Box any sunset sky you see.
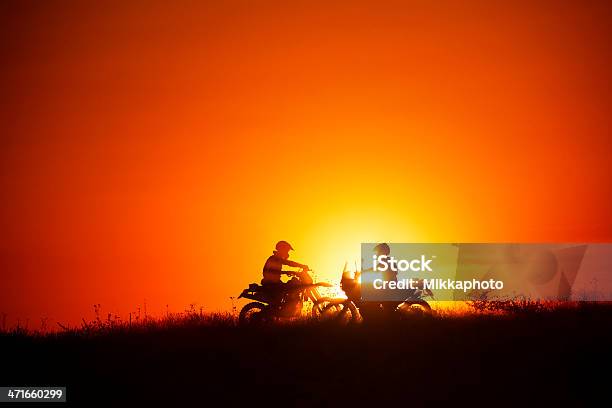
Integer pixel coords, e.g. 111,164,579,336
1,1,611,326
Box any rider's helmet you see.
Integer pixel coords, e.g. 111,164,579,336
374,243,391,255
275,240,294,252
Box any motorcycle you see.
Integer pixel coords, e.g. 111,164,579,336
237,268,333,325
312,267,434,323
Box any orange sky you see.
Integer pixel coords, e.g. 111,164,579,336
1,1,611,327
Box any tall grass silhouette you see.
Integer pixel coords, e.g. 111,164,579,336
2,301,609,405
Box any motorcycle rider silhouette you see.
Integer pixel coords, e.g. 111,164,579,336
362,243,400,317
237,241,332,324
261,241,310,306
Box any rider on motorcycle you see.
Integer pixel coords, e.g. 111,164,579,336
237,241,328,324
366,243,399,316
262,240,309,281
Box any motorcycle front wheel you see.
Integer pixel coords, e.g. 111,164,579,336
311,297,335,317
312,299,359,324
396,300,433,318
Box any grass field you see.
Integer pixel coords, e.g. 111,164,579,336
1,302,610,406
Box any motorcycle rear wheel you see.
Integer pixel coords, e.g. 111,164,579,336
238,302,268,326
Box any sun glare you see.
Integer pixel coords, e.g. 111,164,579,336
300,207,424,286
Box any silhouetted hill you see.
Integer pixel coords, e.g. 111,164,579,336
2,304,610,406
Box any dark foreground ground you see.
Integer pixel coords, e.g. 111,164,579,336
2,304,611,407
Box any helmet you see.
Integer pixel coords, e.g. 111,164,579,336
275,241,294,252
374,243,390,255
